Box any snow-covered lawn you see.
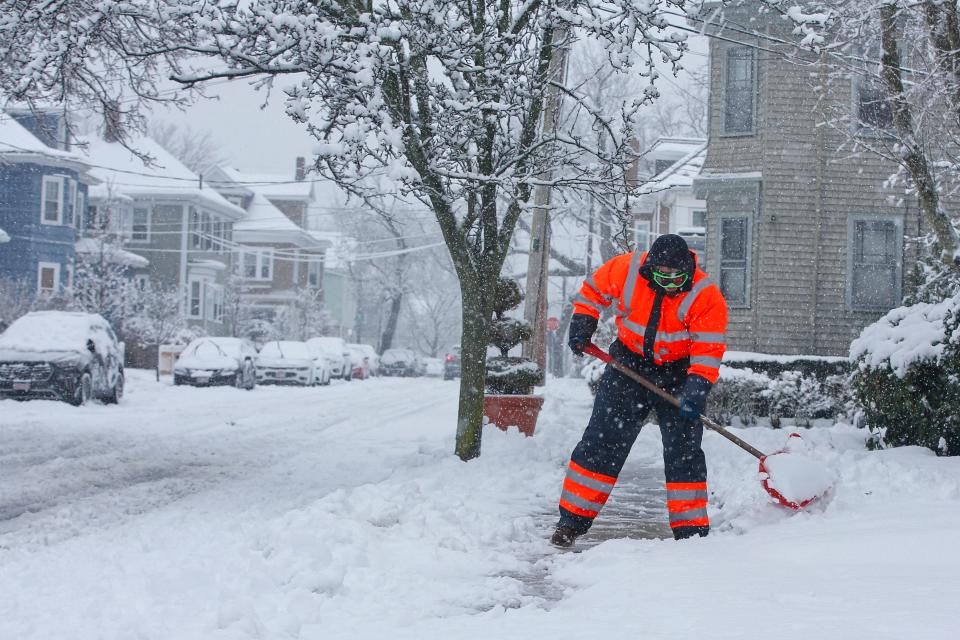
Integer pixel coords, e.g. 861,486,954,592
1,372,957,639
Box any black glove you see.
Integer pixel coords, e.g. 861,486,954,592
567,313,598,356
677,374,712,422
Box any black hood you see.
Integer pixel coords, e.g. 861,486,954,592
639,234,697,292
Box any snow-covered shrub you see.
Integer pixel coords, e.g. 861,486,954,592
485,279,543,395
851,294,960,455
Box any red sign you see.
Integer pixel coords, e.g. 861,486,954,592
546,316,560,332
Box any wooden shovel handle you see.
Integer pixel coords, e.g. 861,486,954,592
583,344,767,460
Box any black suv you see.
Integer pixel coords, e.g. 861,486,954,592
0,311,125,406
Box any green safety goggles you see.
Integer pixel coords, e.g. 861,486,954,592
652,270,689,289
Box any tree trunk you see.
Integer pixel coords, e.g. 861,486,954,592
455,289,491,461
379,292,403,353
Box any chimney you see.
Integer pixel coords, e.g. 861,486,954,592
295,156,306,181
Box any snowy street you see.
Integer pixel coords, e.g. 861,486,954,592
1,372,959,639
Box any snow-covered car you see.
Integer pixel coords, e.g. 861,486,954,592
348,343,379,376
345,344,372,380
422,357,444,377
0,311,124,406
380,348,421,377
173,337,258,389
443,345,461,380
256,341,316,386
306,337,352,380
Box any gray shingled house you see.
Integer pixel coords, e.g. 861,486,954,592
692,1,927,356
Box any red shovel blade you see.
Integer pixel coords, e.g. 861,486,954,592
758,435,834,510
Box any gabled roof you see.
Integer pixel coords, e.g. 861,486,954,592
217,166,313,200
639,144,707,194
235,192,300,233
81,135,246,220
0,113,93,174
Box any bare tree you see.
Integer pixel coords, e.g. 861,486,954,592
148,120,229,176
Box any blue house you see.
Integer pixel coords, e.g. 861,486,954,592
0,110,96,294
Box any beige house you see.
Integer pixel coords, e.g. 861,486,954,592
692,1,926,356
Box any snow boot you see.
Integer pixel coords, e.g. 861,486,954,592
550,525,581,548
673,525,709,540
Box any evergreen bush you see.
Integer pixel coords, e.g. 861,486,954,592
485,278,543,395
851,294,960,456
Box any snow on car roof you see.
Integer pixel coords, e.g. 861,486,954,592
0,311,112,355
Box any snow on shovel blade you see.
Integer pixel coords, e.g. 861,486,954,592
758,435,834,510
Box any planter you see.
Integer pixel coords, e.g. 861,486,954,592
483,393,544,437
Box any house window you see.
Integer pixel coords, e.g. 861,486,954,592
131,207,150,242
37,262,60,294
856,79,894,131
723,46,755,135
307,259,323,288
190,207,202,249
133,274,150,291
213,218,224,253
692,210,707,228
188,279,204,318
66,180,77,227
41,176,64,225
654,159,675,175
208,285,224,322
849,217,902,310
74,190,85,229
635,220,652,252
719,216,750,306
236,249,274,281
202,212,212,251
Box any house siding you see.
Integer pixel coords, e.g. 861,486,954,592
0,163,87,292
697,4,926,356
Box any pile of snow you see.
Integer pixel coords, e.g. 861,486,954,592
849,295,957,376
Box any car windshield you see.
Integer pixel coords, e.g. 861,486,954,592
261,341,310,360
184,339,238,359
382,349,411,364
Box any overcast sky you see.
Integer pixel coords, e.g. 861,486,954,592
155,34,708,177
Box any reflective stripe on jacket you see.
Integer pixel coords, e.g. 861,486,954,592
571,250,728,383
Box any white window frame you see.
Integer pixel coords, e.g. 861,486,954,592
237,248,274,281
718,213,752,308
635,219,653,252
130,207,151,243
65,179,77,228
188,278,205,319
74,188,85,229
847,214,903,312
40,175,65,225
720,44,757,137
37,261,61,294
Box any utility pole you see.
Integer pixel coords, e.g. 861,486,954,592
523,27,570,379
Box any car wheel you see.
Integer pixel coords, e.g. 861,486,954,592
70,372,93,406
105,371,124,404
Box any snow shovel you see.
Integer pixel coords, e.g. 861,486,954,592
583,344,833,510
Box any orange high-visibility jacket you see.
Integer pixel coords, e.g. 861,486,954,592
572,250,728,383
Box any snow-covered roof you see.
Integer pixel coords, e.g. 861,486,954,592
0,113,91,171
234,193,300,233
81,135,246,220
75,238,149,268
218,166,313,200
639,145,706,195
648,137,706,159
310,231,356,270
87,183,134,203
0,227,9,243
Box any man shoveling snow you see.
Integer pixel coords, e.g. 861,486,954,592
552,234,728,547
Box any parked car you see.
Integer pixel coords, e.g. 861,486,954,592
422,357,444,377
348,343,379,376
0,311,124,406
346,343,371,380
173,337,258,389
306,337,352,381
256,341,316,386
443,345,461,380
380,348,421,377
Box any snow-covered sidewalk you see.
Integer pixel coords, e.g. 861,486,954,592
1,373,958,639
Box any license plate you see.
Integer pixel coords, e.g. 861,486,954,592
195,377,209,384
13,382,30,391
